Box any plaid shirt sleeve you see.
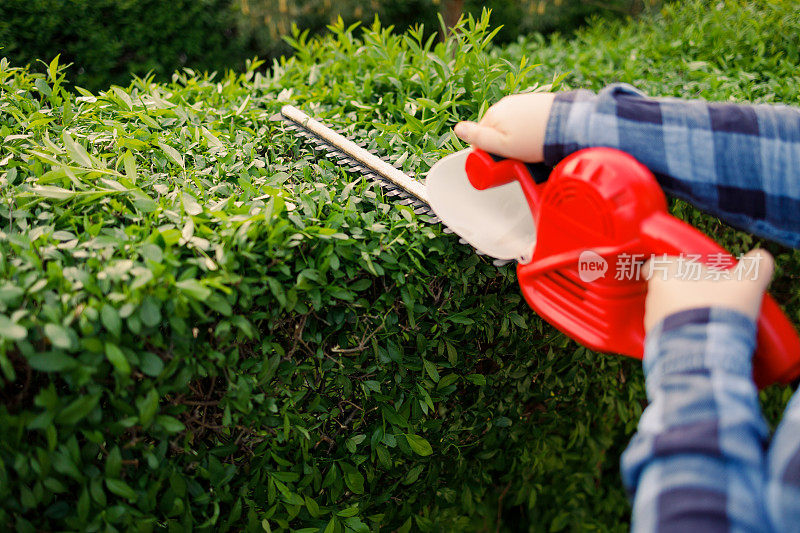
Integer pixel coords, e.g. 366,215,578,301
620,307,772,532
543,84,800,248
766,390,800,531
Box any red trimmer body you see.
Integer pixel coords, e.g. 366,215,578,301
464,147,800,389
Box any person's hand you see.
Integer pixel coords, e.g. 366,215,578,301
454,92,556,162
643,249,775,332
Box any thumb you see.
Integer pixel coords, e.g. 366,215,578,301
454,121,511,156
736,248,774,291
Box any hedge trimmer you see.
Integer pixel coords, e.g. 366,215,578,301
273,105,800,388
270,105,512,259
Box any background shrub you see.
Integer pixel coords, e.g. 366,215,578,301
0,0,656,91
1,1,798,531
0,0,249,90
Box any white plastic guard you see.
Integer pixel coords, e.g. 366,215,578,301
425,149,537,264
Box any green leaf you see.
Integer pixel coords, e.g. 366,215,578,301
0,314,26,341
62,131,93,167
27,352,77,372
304,495,321,518
44,323,72,349
111,86,133,111
403,434,433,456
176,279,211,300
105,342,131,375
101,304,122,337
158,140,184,168
336,505,359,517
550,511,571,531
105,479,137,501
403,464,424,485
397,517,413,533
422,359,440,382
201,127,224,150
57,393,100,425
122,150,137,183
140,352,164,377
131,190,157,212
31,185,75,200
181,192,202,215
139,298,162,327
156,415,185,434
138,388,159,427
436,373,459,391
105,446,122,477
339,462,364,494
466,374,487,386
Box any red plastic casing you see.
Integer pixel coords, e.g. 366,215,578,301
465,147,800,389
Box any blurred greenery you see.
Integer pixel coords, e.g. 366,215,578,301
0,0,656,91
0,0,248,90
1,0,798,531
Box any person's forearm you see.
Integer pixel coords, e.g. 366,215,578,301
620,308,771,532
544,84,800,247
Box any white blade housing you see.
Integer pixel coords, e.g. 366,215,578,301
425,149,537,263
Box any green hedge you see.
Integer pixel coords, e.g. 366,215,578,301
0,0,249,90
1,1,798,531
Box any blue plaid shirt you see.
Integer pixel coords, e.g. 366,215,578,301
545,84,800,248
544,85,800,531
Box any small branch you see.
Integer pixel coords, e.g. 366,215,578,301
286,314,308,359
331,322,385,354
495,481,512,533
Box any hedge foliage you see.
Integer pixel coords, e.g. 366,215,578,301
1,0,799,531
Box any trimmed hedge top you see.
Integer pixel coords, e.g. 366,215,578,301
1,1,798,531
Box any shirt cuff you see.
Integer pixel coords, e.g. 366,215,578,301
643,306,757,386
542,83,649,166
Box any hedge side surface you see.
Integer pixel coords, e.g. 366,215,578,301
1,1,798,532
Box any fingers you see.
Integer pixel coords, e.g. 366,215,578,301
453,121,478,142
643,249,774,285
642,249,775,331
454,121,511,156
735,248,774,291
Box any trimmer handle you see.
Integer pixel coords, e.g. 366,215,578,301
467,150,551,189
641,212,800,388
465,149,551,221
